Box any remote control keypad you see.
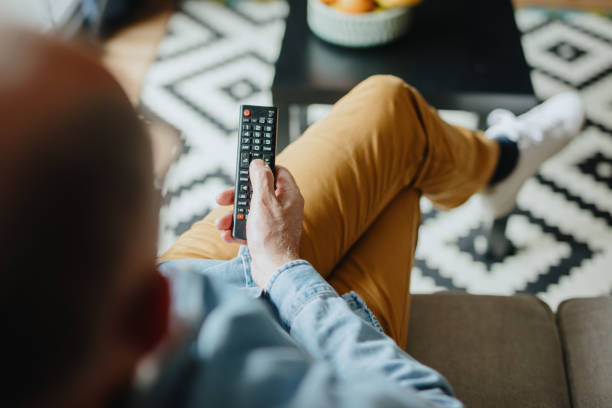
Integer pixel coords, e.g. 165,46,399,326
235,107,277,225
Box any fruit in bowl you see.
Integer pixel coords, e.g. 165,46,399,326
307,0,421,48
334,0,376,14
321,0,421,14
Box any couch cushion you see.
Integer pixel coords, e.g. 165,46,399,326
557,296,612,408
405,293,570,408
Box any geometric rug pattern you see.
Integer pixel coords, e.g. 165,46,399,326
142,1,612,309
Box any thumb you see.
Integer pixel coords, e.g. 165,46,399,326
250,159,275,201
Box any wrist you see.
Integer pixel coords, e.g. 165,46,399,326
252,251,300,289
277,249,300,268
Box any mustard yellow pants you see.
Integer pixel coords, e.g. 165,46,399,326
160,75,499,348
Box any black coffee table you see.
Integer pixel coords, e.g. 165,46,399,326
272,0,537,149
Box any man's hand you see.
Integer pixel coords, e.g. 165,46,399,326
214,160,304,288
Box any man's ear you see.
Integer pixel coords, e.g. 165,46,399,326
123,269,170,355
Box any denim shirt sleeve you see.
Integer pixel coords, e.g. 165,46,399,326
158,246,262,298
155,254,463,408
266,260,462,407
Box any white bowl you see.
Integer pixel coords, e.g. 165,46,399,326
307,0,413,48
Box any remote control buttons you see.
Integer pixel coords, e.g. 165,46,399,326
268,110,275,117
240,153,250,167
237,214,244,220
243,109,251,117
263,154,273,168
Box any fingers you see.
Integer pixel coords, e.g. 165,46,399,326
215,190,247,245
250,159,275,202
220,230,246,245
274,166,303,204
216,187,235,206
214,211,234,231
216,212,247,244
216,211,246,245
274,166,298,192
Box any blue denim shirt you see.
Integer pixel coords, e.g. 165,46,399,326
135,247,463,408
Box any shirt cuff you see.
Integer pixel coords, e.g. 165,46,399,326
238,245,259,289
266,260,338,329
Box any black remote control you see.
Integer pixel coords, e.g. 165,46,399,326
232,105,278,241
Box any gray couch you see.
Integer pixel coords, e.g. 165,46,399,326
405,293,612,408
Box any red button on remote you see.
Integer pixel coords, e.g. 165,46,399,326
237,214,244,220
243,109,251,117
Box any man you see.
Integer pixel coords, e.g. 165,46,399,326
1,31,584,407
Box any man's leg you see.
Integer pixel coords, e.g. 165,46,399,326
327,188,421,348
159,205,237,261
161,75,498,271
306,82,583,348
274,76,498,278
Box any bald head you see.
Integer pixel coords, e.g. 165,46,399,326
0,30,155,406
0,29,134,177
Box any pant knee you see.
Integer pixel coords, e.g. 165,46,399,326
359,75,419,107
362,74,406,88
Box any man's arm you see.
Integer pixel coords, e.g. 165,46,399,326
158,264,461,408
265,259,461,407
213,160,462,407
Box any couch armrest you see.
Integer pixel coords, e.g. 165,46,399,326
406,293,571,408
557,296,612,408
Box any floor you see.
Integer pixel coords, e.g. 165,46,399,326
102,2,180,183
103,1,612,309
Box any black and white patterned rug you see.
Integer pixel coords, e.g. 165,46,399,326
142,2,612,309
